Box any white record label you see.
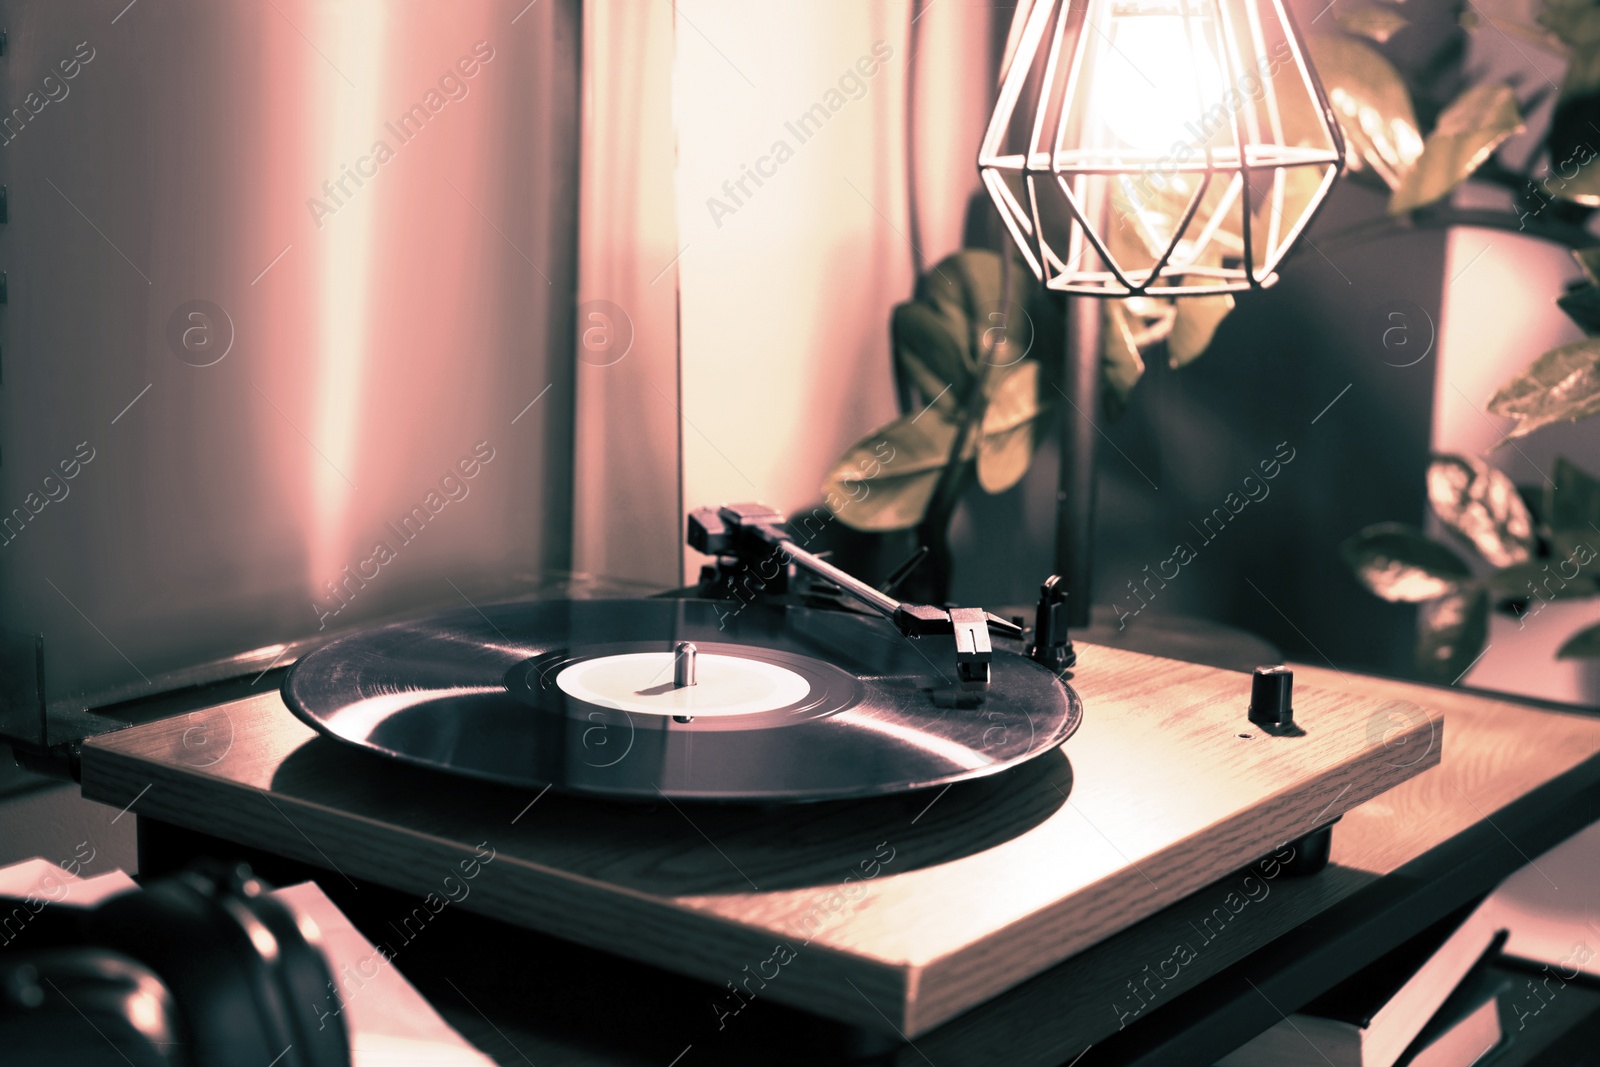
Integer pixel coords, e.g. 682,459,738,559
555,652,812,717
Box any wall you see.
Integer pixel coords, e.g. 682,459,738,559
672,1,998,582
571,0,684,588
0,762,135,875
0,0,581,740
1,0,583,870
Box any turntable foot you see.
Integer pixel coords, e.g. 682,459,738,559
1278,818,1340,877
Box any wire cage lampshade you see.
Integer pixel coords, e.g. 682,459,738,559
979,0,1345,296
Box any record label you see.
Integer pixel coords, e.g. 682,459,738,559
553,652,811,717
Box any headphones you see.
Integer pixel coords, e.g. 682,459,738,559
0,860,350,1067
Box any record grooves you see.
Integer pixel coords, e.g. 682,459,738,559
283,598,1081,802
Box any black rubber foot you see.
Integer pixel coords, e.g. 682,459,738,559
1279,818,1340,877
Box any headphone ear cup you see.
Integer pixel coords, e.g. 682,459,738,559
230,877,351,1067
89,867,297,1067
0,947,184,1067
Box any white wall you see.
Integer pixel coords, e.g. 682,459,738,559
572,0,685,587
672,1,996,580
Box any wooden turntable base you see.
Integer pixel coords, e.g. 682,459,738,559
78,643,1440,1043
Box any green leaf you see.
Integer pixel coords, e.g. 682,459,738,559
1415,587,1490,683
899,262,983,393
1487,559,1600,603
1168,291,1235,368
1101,301,1148,421
1426,454,1535,566
892,303,966,419
822,413,965,532
1121,296,1179,347
896,249,1063,401
1334,2,1410,42
1461,8,1569,53
1307,34,1424,190
977,361,1051,493
1549,455,1600,534
1558,622,1600,658
1544,141,1600,207
1341,522,1474,602
863,250,1070,529
1575,247,1600,286
1486,338,1600,440
1550,530,1600,568
1557,285,1600,333
1390,83,1524,214
914,256,986,377
1541,0,1600,51
1541,0,1600,97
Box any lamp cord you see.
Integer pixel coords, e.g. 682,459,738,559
892,0,931,417
906,0,927,282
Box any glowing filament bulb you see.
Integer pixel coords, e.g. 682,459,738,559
1089,0,1226,156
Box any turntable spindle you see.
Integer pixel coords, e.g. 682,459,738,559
672,642,697,723
674,642,697,688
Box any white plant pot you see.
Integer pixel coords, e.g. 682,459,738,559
1431,187,1600,704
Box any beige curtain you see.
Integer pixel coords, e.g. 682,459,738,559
575,0,1003,585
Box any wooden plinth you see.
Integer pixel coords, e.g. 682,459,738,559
78,644,1441,1039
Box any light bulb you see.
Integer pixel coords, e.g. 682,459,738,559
980,0,1345,293
1089,0,1226,157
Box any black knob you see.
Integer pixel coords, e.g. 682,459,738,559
1248,666,1294,729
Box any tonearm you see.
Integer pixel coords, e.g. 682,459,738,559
688,503,1072,689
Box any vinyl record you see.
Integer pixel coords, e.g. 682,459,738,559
281,598,1081,802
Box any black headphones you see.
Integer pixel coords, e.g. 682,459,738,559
0,860,350,1067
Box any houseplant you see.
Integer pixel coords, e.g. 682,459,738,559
1317,0,1600,677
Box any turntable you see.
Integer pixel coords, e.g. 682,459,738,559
278,502,1082,802
70,501,1462,1062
